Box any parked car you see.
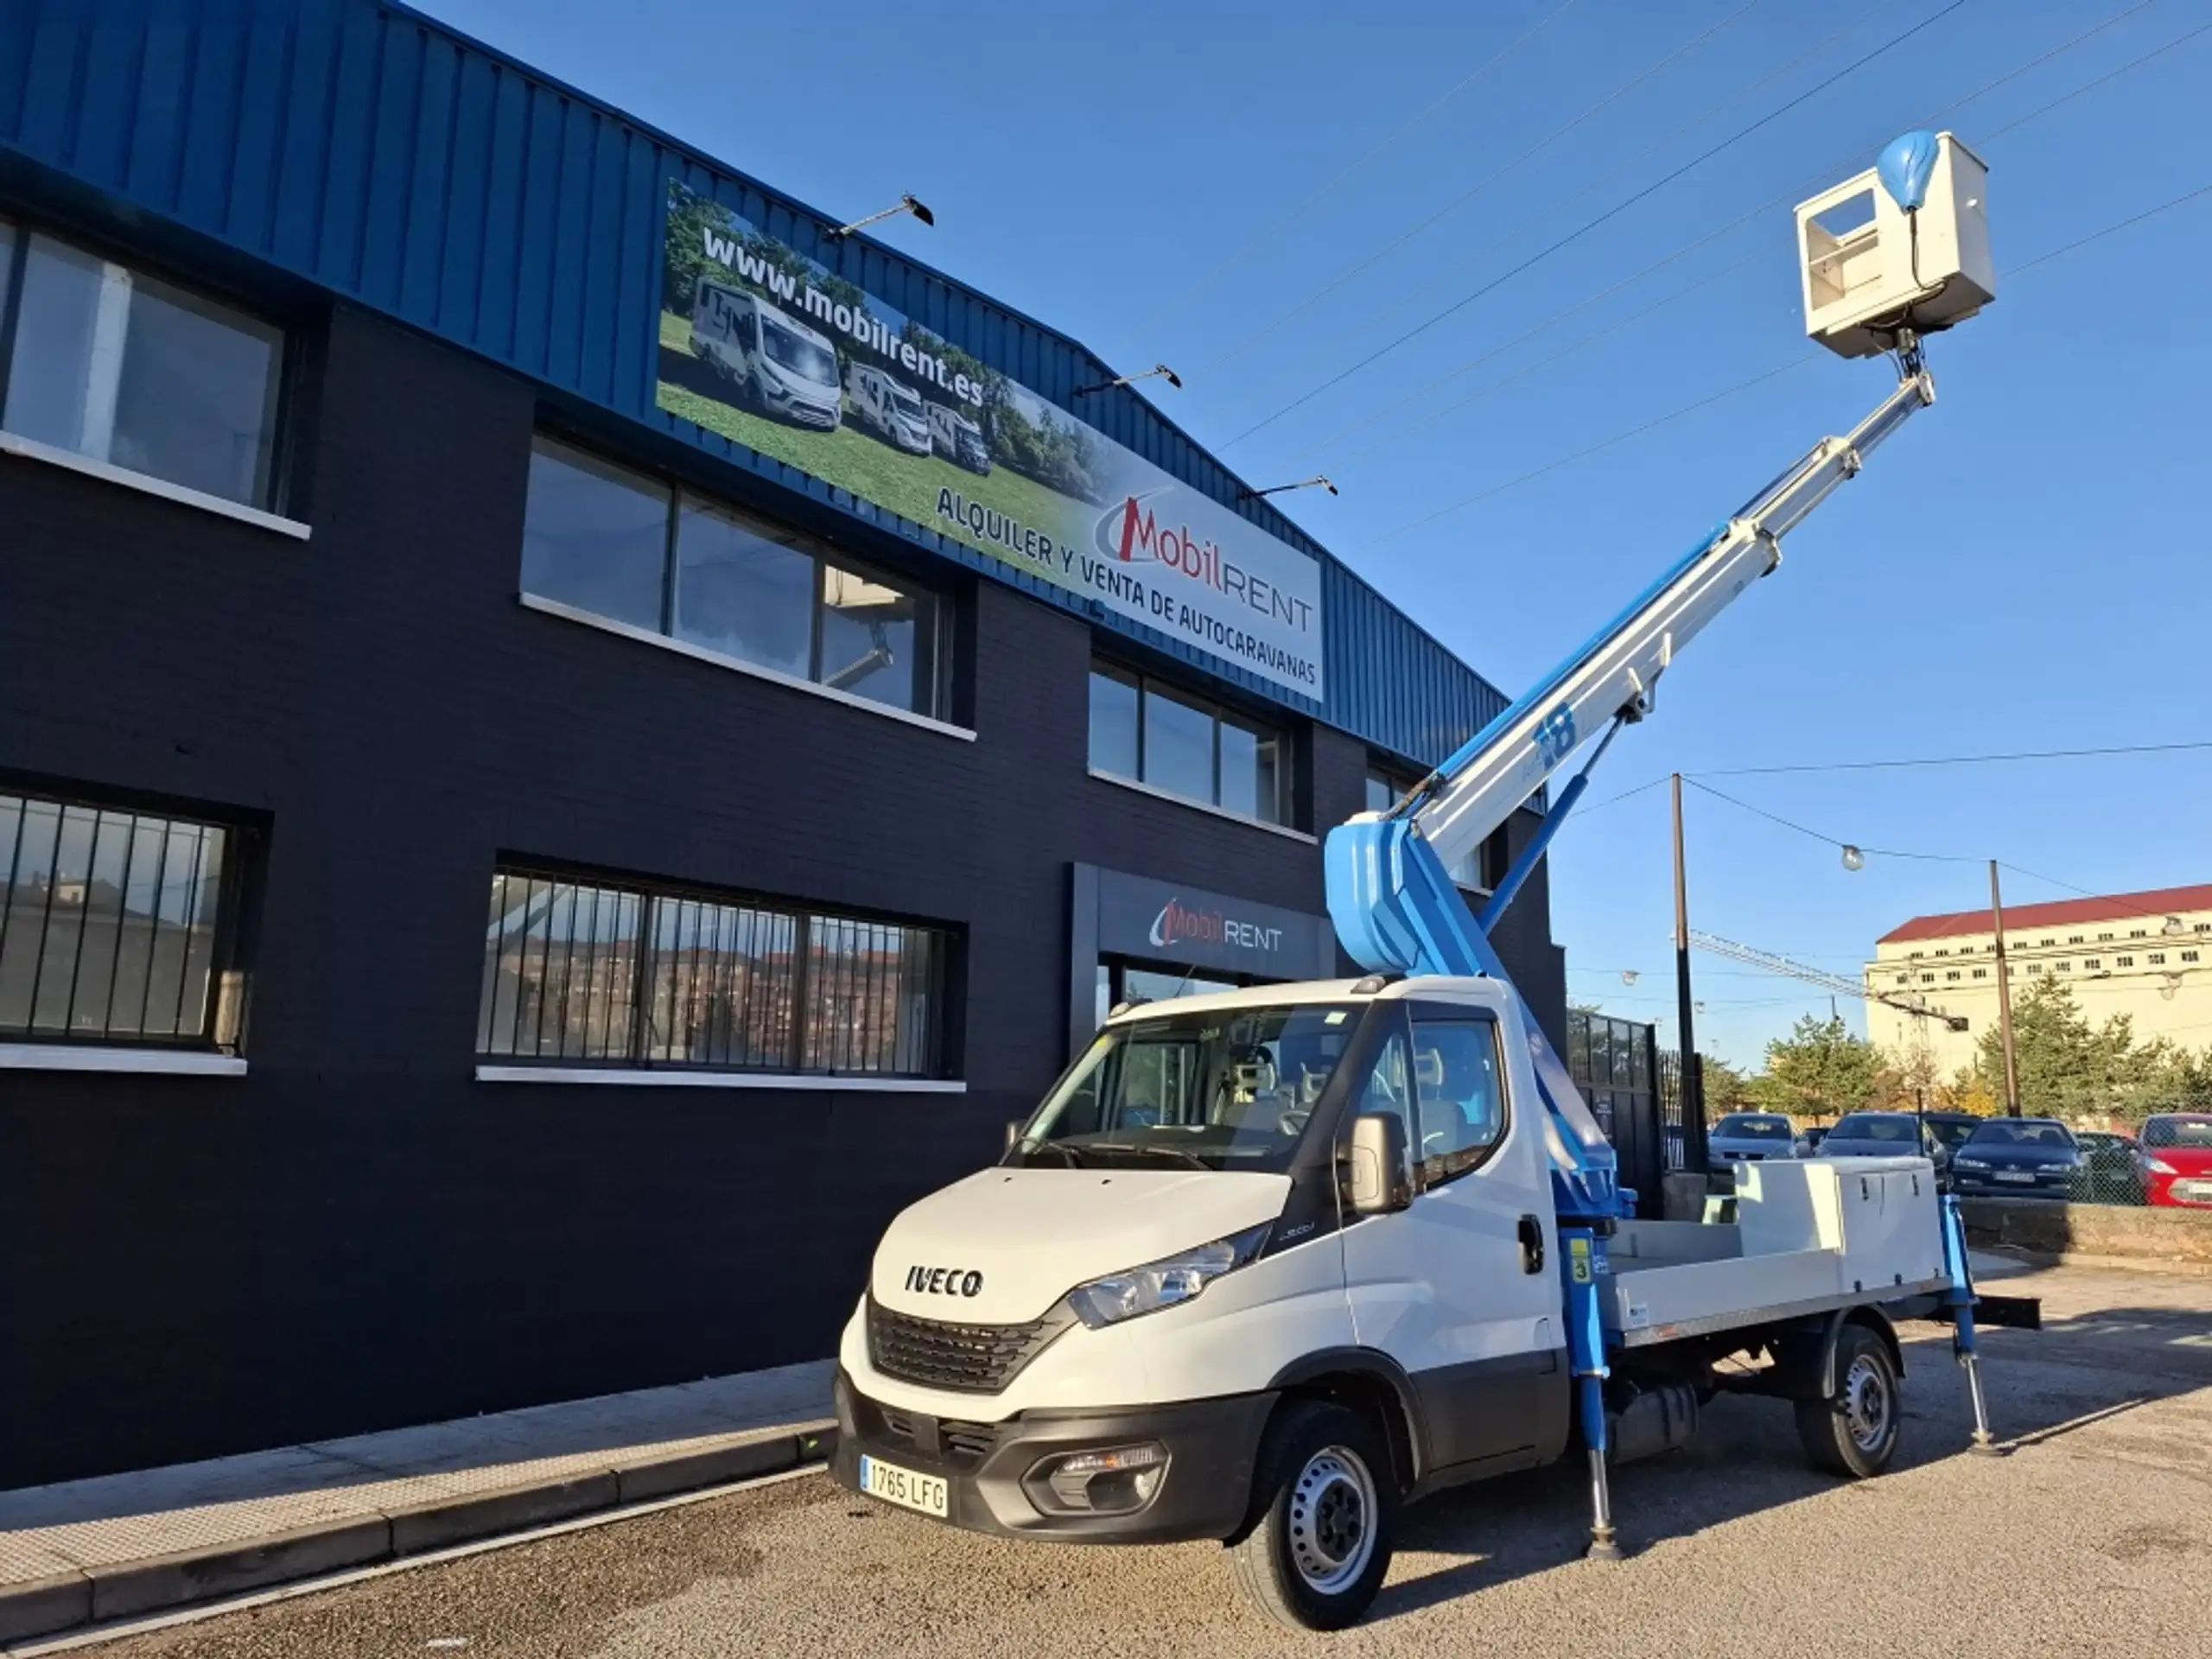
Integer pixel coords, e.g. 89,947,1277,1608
1821,1111,1950,1173
1947,1118,2082,1201
2137,1113,2212,1208
2071,1129,2145,1205
1707,1112,1798,1165
1921,1112,1986,1164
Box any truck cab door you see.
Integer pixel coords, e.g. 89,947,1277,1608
1338,998,1567,1478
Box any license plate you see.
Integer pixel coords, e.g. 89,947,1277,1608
1994,1172,2036,1183
2176,1181,2212,1202
857,1454,948,1518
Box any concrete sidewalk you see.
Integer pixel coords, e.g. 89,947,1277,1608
0,1360,835,1645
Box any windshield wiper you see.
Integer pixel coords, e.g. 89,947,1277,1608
1020,1140,1090,1168
1088,1141,1214,1171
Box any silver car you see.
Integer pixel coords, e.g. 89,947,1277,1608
1707,1111,1798,1165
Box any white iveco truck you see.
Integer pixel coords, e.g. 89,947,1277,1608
833,133,2026,1630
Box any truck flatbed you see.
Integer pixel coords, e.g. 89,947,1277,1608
1603,1157,1948,1347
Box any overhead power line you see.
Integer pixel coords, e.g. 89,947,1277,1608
1121,1,1581,336
1219,1,1969,447
1700,739,2212,778
1187,0,1771,379
1273,1,2173,467
1350,168,2212,544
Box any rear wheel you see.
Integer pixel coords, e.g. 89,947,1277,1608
1796,1324,1901,1478
1227,1401,1396,1631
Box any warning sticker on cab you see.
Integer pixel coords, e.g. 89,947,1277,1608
1569,1236,1593,1285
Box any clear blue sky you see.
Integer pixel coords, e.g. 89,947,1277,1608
426,0,2212,1070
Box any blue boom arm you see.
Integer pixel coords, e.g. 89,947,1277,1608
1325,367,1936,1223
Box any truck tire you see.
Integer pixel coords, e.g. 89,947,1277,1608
1795,1323,1901,1478
1226,1400,1396,1631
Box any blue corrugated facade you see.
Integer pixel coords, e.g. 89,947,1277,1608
0,0,1507,769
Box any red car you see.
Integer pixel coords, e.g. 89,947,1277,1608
2137,1114,2212,1207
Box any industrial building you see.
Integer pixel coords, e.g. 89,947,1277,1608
0,1,1567,1488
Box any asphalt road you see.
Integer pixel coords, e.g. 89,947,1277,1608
82,1262,2212,1659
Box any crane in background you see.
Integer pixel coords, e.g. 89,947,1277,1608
1689,929,1970,1033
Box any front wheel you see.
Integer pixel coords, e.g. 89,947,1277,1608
1796,1324,1901,1478
1226,1401,1396,1631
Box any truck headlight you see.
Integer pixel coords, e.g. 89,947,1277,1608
1066,1224,1270,1329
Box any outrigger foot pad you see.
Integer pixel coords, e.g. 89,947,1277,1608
1586,1529,1624,1562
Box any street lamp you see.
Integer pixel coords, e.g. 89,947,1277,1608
828,194,935,238
1840,844,1866,872
1073,364,1182,396
2164,915,2186,937
1236,475,1338,501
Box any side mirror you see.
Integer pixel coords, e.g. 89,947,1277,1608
1347,1114,1413,1215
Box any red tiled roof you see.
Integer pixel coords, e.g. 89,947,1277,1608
1878,884,2212,945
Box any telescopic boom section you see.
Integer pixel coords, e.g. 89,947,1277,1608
1323,366,1936,1220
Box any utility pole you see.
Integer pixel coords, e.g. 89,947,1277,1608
1990,859,2021,1118
1673,774,1708,1173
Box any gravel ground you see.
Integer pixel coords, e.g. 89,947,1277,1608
80,1262,2212,1659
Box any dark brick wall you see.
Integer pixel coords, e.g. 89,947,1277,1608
0,303,1565,1490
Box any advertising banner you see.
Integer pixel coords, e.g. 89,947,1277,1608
656,183,1325,697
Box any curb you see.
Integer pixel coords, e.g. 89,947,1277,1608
0,1426,833,1645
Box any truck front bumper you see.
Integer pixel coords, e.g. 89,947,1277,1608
832,1369,1274,1544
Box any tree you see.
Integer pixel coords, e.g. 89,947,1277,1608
1700,1055,1754,1116
1752,1014,1879,1122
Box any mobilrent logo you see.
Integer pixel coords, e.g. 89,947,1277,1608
1149,898,1285,956
1102,493,1319,690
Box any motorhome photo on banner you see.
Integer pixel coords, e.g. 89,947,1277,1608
655,183,1325,696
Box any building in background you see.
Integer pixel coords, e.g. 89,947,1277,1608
1865,885,2212,1074
0,1,1567,1487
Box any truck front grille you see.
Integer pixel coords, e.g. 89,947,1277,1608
866,1299,1071,1395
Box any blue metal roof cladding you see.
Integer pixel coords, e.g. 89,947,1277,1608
0,0,1510,772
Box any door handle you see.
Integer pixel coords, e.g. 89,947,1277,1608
1517,1213,1545,1274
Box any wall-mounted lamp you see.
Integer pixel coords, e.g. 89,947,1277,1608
1073,365,1182,397
1236,474,1338,502
828,194,935,238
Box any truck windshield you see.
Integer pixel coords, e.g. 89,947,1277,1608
1012,1002,1363,1173
762,319,837,385
893,386,924,419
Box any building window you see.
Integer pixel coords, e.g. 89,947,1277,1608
1973,969,1987,979
1920,973,1934,983
476,867,950,1077
2150,953,2166,965
2068,935,2082,944
1893,975,1908,986
520,436,944,718
0,219,284,509
1,789,238,1047
1945,970,1961,982
2056,962,2071,972
2183,950,2201,963
2085,958,2102,970
2026,963,2041,975
1088,663,1290,826
2117,956,2134,969
2129,929,2147,939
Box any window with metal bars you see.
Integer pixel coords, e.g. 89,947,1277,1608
0,790,239,1047
476,868,949,1077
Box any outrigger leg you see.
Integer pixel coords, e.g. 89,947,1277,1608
1939,1193,2001,1455
1562,1227,1623,1559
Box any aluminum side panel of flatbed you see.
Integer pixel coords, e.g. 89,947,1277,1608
1606,1260,1952,1349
